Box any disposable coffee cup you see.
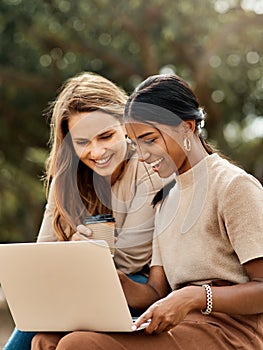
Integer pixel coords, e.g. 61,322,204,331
83,214,116,256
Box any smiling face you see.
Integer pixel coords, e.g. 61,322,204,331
68,110,127,179
126,120,191,177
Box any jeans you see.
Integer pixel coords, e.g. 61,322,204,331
3,330,35,350
3,273,147,350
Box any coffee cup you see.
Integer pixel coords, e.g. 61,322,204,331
83,214,116,256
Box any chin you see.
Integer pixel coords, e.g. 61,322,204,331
158,172,169,178
159,169,175,178
95,169,113,177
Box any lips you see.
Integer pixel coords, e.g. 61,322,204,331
149,157,163,171
93,154,113,167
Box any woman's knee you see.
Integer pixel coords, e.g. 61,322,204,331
31,334,43,350
31,333,63,350
56,332,87,350
56,331,115,350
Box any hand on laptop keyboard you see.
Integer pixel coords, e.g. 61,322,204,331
132,318,151,331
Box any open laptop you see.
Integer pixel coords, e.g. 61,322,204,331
0,241,149,332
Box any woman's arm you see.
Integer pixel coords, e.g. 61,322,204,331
212,258,263,315
118,265,171,310
135,258,263,334
37,182,58,242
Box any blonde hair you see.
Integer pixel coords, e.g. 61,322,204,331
44,72,127,240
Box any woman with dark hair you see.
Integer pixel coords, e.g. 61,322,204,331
32,74,263,349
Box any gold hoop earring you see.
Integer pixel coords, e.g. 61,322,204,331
183,137,191,152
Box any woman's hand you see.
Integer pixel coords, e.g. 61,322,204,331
71,224,93,241
134,285,203,334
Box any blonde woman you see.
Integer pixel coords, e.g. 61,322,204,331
4,72,166,350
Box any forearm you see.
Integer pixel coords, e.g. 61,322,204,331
187,281,263,316
134,280,263,333
118,273,160,310
211,281,263,315
211,259,263,315
118,266,170,310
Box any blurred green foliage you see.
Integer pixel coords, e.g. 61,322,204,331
0,0,262,242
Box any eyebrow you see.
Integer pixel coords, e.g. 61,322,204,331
137,132,156,139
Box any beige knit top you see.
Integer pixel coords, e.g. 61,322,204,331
151,153,263,290
37,155,168,275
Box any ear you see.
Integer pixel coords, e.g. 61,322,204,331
182,120,196,134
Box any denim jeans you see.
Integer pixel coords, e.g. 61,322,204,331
3,273,147,350
3,329,36,350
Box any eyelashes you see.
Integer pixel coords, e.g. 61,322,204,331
74,132,115,146
143,138,156,145
99,133,114,140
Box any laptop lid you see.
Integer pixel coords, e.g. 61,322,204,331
0,241,135,332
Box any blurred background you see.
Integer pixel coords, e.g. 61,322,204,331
0,0,262,346
0,0,262,243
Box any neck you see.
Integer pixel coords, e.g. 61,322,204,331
110,160,127,185
110,149,133,185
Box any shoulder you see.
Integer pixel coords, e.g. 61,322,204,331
206,154,261,187
207,154,262,205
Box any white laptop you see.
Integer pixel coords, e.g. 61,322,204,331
0,241,148,332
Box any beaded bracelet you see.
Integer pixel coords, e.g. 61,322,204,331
201,284,213,315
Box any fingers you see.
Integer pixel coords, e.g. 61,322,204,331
133,301,178,334
133,309,153,331
143,309,179,334
143,316,159,334
76,225,92,238
137,313,170,335
71,225,92,241
149,320,171,335
71,232,85,241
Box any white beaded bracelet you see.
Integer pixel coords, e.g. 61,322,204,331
201,284,213,315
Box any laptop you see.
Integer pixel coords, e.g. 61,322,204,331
0,241,149,332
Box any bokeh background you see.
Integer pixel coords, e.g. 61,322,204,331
0,0,262,243
0,0,262,346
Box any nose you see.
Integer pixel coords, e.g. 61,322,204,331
138,152,150,162
88,142,106,159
